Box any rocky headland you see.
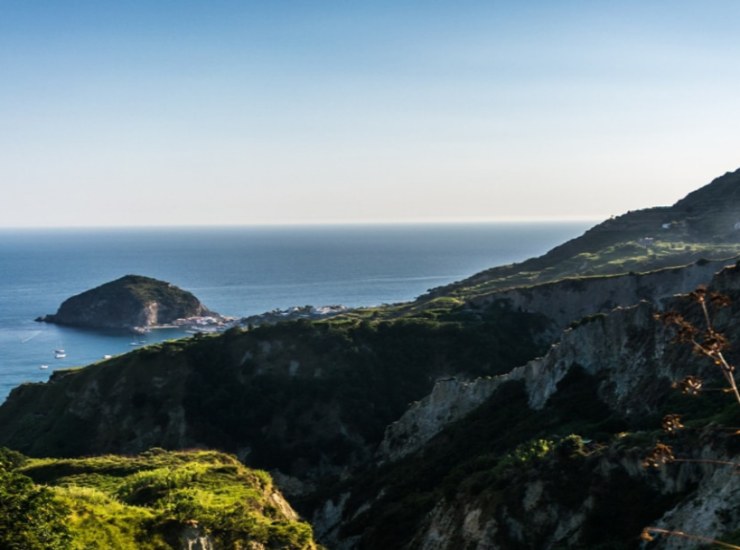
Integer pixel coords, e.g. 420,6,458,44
37,274,220,332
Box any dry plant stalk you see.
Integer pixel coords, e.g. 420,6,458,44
658,287,740,405
641,527,740,549
641,287,740,547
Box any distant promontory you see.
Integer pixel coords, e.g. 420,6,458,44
37,274,218,331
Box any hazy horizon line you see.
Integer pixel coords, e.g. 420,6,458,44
0,216,603,231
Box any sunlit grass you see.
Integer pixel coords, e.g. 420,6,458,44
17,449,317,549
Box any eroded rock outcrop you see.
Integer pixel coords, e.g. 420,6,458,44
325,263,740,548
472,256,736,334
377,259,739,463
651,454,740,549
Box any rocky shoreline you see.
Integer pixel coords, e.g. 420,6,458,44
152,305,350,335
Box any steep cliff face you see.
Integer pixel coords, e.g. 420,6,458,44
403,435,739,550
39,274,215,330
0,342,196,456
377,301,658,464
650,443,740,550
377,376,507,464
378,259,737,463
317,264,740,549
472,256,735,334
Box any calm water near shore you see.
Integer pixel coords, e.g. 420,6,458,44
0,222,592,401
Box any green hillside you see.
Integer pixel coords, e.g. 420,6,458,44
403,168,740,311
3,168,740,548
0,302,549,476
1,448,317,549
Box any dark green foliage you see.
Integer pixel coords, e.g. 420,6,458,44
306,380,535,542
0,447,27,470
555,434,587,458
579,469,680,547
183,303,549,477
569,312,607,329
657,389,739,428
0,459,71,549
43,274,211,329
322,369,627,549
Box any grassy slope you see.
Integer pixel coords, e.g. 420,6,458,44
334,233,740,322
8,449,317,549
376,169,740,318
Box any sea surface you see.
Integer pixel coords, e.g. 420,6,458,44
0,222,592,401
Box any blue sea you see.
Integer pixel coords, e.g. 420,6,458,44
0,223,591,401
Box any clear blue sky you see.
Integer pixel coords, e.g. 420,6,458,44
1,1,739,227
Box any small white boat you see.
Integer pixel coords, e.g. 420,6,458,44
103,354,113,359
54,349,66,359
39,364,49,370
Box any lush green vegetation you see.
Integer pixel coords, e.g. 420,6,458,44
334,178,740,322
115,275,200,307
0,448,71,549
409,239,740,313
322,240,740,324
183,301,550,475
1,448,317,549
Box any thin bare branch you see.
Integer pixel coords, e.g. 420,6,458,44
642,527,740,549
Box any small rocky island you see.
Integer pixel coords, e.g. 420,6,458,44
37,274,222,332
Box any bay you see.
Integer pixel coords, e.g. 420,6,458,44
0,222,592,401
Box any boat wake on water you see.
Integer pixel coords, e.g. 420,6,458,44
20,331,42,343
